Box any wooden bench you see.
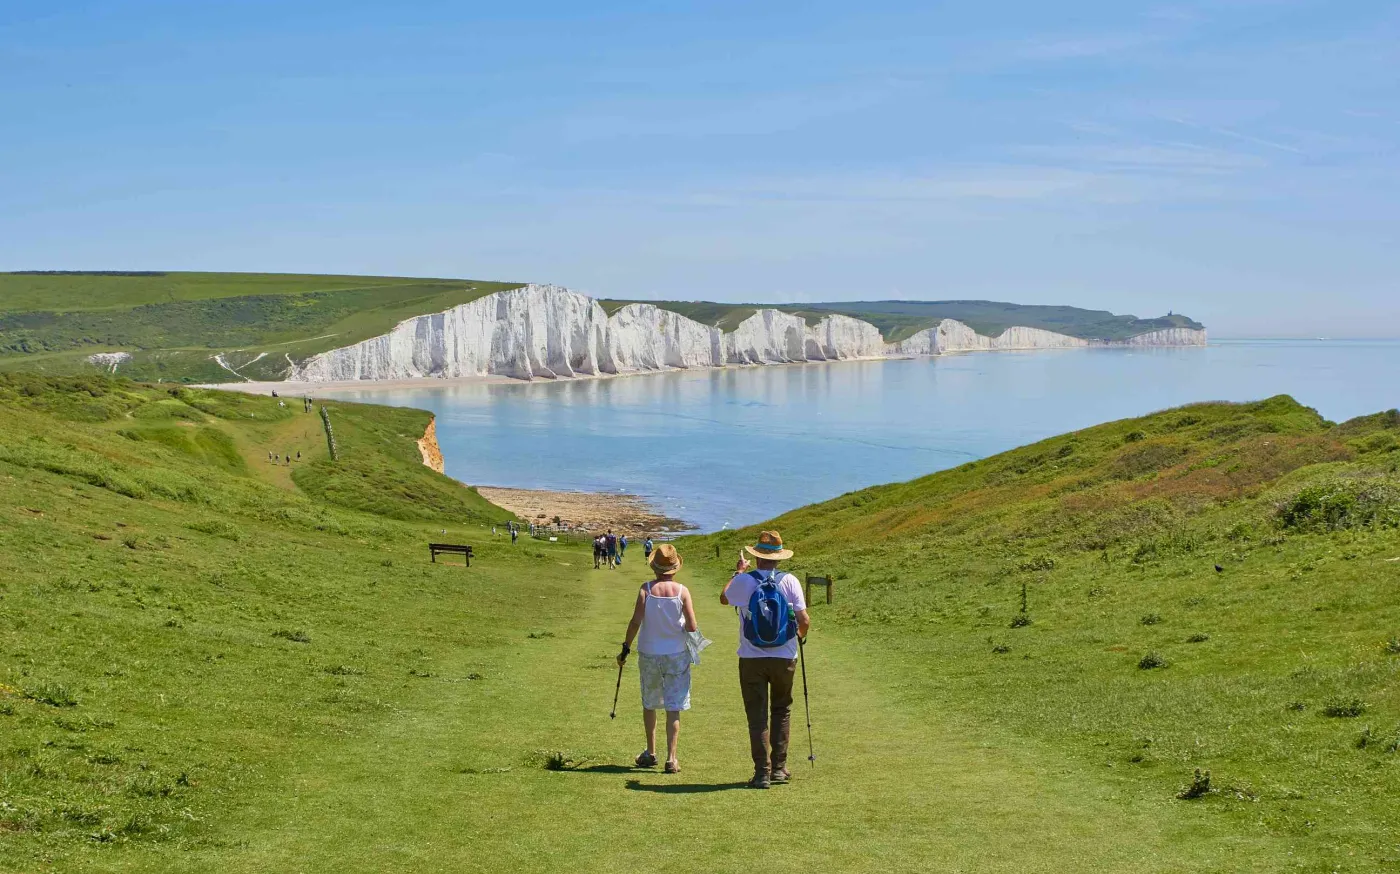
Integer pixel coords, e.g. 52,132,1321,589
805,574,833,605
429,543,474,566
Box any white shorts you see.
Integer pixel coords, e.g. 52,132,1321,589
638,651,691,712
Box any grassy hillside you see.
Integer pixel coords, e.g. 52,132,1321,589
0,272,522,382
9,378,1396,872
683,396,1400,867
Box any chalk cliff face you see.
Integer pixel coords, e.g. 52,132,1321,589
887,321,1091,355
1112,327,1209,347
886,320,1207,356
604,303,722,371
291,283,1206,383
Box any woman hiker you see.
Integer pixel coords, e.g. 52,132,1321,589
617,543,699,773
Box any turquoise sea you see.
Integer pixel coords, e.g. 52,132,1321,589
332,340,1400,532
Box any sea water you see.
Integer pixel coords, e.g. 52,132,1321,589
330,339,1400,532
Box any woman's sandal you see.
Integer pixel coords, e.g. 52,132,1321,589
664,761,681,774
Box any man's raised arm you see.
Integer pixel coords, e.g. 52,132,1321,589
720,552,751,605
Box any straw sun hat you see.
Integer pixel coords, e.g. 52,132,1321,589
744,530,794,561
648,543,683,574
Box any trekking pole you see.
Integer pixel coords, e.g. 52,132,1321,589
609,660,624,720
798,636,815,766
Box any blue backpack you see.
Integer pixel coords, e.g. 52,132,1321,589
743,571,796,648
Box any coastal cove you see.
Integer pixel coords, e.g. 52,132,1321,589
324,339,1400,533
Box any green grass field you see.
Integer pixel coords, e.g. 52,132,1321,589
3,378,1395,872
0,272,522,382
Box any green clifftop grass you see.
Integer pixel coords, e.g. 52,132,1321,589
0,272,521,382
600,297,1202,342
805,299,1204,342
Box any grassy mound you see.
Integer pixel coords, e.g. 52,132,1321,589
684,395,1400,860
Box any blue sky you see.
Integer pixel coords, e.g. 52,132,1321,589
1,1,1396,336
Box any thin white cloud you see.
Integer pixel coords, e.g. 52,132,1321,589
1022,142,1265,174
1159,115,1307,155
601,164,1211,214
1012,33,1154,60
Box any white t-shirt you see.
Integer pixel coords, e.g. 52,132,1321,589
726,571,806,660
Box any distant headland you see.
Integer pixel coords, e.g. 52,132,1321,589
0,271,1205,384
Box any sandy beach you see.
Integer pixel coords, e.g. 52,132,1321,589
476,486,692,536
204,374,530,395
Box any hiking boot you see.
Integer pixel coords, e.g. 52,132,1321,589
770,767,790,785
634,751,658,768
664,761,681,774
747,770,771,790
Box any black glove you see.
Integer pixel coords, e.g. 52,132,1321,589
618,642,631,664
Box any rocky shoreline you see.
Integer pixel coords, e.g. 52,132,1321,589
410,415,690,534
475,486,692,537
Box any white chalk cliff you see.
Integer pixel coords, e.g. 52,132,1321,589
291,284,1206,382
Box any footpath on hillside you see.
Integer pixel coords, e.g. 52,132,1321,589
169,551,1290,874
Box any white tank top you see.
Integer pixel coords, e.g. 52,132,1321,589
637,582,688,656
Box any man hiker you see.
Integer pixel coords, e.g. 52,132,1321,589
644,536,654,559
510,524,519,544
605,531,618,570
619,534,628,561
721,530,810,789
593,534,606,569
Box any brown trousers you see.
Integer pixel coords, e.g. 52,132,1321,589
738,657,796,773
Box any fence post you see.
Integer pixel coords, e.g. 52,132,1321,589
319,405,339,461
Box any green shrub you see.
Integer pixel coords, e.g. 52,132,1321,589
1111,442,1188,480
1177,768,1211,799
25,682,79,708
1138,652,1168,670
1278,479,1400,532
1322,699,1366,718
